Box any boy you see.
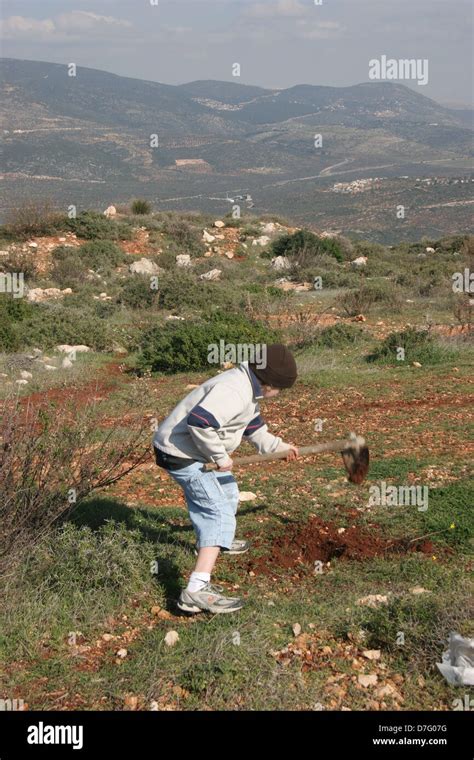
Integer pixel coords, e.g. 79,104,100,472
153,343,298,614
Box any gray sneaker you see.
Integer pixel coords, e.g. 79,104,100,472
194,540,250,557
178,583,244,614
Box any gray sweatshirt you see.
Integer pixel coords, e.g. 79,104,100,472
153,362,289,466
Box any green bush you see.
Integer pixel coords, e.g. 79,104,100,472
66,211,132,241
315,323,365,348
157,271,217,311
367,328,453,366
131,199,152,215
160,218,205,257
0,295,35,352
137,311,278,374
13,303,108,351
269,229,344,263
77,240,125,272
4,201,66,239
50,251,89,288
339,282,403,316
118,276,160,309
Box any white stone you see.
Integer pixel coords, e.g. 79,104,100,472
16,379,28,386
200,268,221,281
252,235,271,247
271,256,291,271
44,365,57,371
203,230,216,243
214,220,225,229
425,247,435,253
56,344,90,354
129,258,162,275
239,492,257,502
176,254,191,268
164,631,179,647
351,256,368,268
261,222,277,234
61,357,74,369
104,205,117,218
20,371,33,380
28,242,38,249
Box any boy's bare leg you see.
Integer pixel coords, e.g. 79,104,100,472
194,546,220,574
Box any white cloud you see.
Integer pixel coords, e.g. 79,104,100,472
0,11,132,40
246,0,307,18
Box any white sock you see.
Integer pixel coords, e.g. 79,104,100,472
187,571,211,593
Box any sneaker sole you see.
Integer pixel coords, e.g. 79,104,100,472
177,601,244,614
193,547,249,556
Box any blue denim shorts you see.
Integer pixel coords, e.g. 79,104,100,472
167,461,239,550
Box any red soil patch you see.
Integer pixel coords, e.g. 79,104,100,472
19,362,126,410
247,516,435,576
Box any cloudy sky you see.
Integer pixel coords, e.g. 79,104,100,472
1,0,472,106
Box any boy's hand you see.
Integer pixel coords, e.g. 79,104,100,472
284,444,299,461
217,457,233,471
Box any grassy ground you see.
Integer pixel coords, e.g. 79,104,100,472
1,345,472,711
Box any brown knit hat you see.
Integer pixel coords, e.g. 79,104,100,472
249,344,297,389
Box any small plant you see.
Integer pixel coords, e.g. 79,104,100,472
131,199,152,215
77,240,125,272
66,211,132,241
118,276,159,309
4,201,65,239
269,229,344,263
339,282,403,316
367,327,454,365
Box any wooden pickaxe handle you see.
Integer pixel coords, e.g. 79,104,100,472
204,439,354,471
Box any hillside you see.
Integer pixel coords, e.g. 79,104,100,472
1,58,473,242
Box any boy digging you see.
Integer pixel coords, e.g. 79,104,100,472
153,344,298,615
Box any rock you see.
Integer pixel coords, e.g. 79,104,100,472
166,315,185,321
238,491,257,502
412,361,422,368
164,631,179,647
185,384,199,389
261,222,277,234
356,594,390,608
129,258,162,275
417,253,427,259
203,231,216,243
224,251,234,259
353,314,366,322
61,357,74,369
351,256,368,267
271,256,291,271
376,684,402,701
116,648,128,658
410,586,430,595
0,373,8,378
362,650,381,661
28,242,38,249
26,287,71,303
214,220,225,229
104,205,117,218
176,254,191,268
58,237,66,243
425,247,435,253
252,235,271,247
15,379,28,386
150,606,162,616
358,674,378,687
102,633,114,642
44,365,57,371
292,623,302,637
56,344,90,354
20,370,33,380
200,269,221,281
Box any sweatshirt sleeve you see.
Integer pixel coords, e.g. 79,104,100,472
186,384,245,465
242,408,289,455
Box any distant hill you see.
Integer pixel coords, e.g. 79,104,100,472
1,58,472,241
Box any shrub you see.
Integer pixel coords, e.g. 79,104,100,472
131,199,152,215
118,276,160,309
0,249,38,280
315,323,365,348
66,211,132,240
77,240,125,272
339,282,403,316
0,295,35,352
367,328,454,365
4,201,66,239
50,252,89,288
13,303,109,351
157,271,217,311
160,218,205,257
136,311,278,374
0,396,150,575
269,230,344,263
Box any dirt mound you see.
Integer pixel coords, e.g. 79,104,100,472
247,516,435,575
